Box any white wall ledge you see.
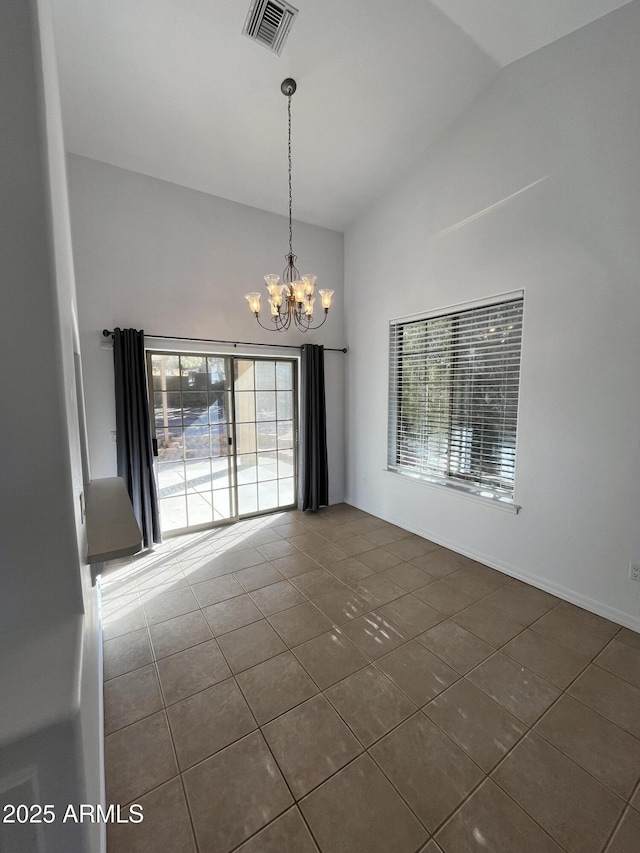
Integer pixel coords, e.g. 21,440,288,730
85,477,142,564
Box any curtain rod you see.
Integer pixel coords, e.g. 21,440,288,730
103,329,347,353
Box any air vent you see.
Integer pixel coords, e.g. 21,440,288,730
242,0,298,56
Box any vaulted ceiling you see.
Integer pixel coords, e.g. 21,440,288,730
51,0,634,230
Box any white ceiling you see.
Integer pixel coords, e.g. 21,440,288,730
51,0,634,231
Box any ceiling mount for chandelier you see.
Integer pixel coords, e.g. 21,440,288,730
245,78,334,332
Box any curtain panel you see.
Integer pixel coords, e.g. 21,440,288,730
299,343,329,512
113,328,161,548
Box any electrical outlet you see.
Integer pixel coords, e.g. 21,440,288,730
629,563,640,582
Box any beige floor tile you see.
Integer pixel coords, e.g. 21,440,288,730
181,555,232,584
290,568,345,598
445,567,507,599
420,843,445,853
365,525,412,547
293,629,368,689
106,778,196,853
136,567,186,593
492,732,624,853
468,652,560,725
596,637,640,689
102,604,147,641
243,528,285,547
327,556,375,584
202,594,263,636
383,536,436,562
568,665,640,739
605,807,640,853
311,587,372,625
248,579,307,616
531,602,619,657
502,628,590,688
371,712,484,832
382,563,435,592
234,807,319,853
339,516,385,535
424,679,526,771
141,586,199,626
148,610,212,659
418,620,495,674
156,639,231,704
263,694,363,797
216,619,287,674
483,584,559,625
534,694,640,799
103,628,153,680
271,552,321,578
104,664,163,734
377,640,459,705
105,711,177,805
435,779,563,853
325,665,416,747
414,580,480,615
221,547,268,572
380,594,445,637
190,574,244,607
617,627,640,650
349,574,406,607
167,678,256,770
331,534,376,557
452,600,526,646
234,563,283,591
303,541,350,568
256,539,299,561
288,531,330,552
183,731,293,853
236,651,318,724
275,520,311,539
268,601,334,647
410,549,464,578
340,611,409,660
357,548,404,572
300,753,428,853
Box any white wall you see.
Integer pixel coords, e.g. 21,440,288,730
67,156,346,506
0,1,100,849
345,1,640,631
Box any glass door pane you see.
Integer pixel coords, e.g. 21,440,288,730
150,352,236,534
234,358,296,517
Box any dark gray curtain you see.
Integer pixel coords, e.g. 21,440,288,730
113,328,161,548
299,343,329,512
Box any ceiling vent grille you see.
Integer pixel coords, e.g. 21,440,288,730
242,0,298,56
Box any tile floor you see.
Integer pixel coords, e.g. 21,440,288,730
101,504,640,853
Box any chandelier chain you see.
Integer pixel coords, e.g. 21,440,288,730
245,78,333,332
288,93,293,259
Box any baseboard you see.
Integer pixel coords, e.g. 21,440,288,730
346,494,640,635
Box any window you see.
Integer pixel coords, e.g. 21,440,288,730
388,292,524,504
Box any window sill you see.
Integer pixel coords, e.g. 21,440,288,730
384,468,521,514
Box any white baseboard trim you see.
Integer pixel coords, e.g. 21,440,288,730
346,495,640,635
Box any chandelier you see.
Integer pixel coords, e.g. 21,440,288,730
246,78,334,332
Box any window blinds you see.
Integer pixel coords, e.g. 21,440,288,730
388,293,524,501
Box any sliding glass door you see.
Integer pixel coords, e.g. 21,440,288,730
235,358,296,516
148,352,297,534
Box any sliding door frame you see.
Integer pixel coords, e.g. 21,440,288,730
147,349,298,536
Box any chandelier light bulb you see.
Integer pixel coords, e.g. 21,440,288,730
319,289,334,310
245,292,261,314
